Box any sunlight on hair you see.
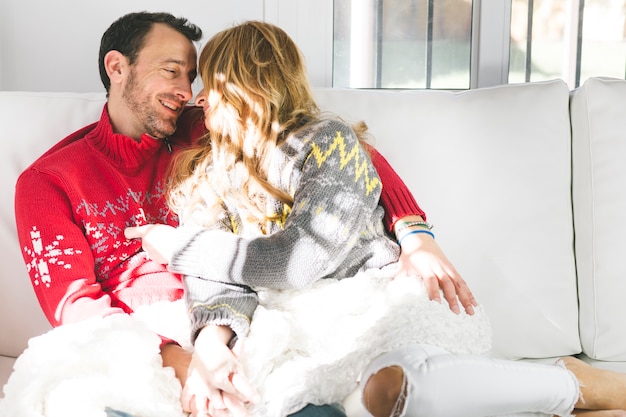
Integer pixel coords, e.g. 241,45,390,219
243,117,260,159
271,120,281,136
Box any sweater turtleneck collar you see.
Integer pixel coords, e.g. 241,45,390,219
87,105,170,171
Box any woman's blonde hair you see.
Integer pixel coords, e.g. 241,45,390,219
168,21,319,228
167,20,370,230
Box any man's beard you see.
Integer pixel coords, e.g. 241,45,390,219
122,69,178,139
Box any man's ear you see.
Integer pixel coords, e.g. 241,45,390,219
103,50,128,86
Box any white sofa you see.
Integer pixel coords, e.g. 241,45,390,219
2,77,626,411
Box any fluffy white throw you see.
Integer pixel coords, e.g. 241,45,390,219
0,267,492,417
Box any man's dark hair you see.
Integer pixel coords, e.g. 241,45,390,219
98,11,203,92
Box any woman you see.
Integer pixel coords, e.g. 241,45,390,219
126,21,626,417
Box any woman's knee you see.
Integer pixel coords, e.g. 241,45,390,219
361,346,450,417
362,366,406,417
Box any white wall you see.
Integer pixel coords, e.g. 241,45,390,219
0,0,332,92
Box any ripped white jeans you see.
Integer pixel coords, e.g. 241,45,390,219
360,345,579,417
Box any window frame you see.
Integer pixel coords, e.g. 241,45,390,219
472,0,512,88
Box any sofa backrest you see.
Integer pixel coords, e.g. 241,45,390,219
571,77,626,361
1,92,106,357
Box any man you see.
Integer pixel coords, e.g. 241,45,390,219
14,11,475,417
16,9,200,387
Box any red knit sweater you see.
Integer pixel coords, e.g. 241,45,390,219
366,144,426,230
14,104,424,330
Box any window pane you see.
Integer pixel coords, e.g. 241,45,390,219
510,0,568,84
333,0,473,89
580,0,626,83
510,0,626,88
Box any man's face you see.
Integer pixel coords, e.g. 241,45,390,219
121,24,198,139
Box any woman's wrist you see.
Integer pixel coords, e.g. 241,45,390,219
397,228,435,246
394,215,434,245
195,324,234,348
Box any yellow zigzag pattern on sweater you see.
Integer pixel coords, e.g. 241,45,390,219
309,131,381,196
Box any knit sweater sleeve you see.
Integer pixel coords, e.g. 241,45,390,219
366,145,427,231
169,120,383,292
184,277,258,342
15,168,125,327
181,212,259,341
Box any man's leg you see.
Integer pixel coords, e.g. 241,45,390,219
289,403,347,417
104,407,135,417
105,401,346,417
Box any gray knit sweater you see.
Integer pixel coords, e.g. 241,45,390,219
168,118,400,341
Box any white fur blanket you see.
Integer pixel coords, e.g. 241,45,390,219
0,267,492,417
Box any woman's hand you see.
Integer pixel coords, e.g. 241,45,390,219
182,326,258,417
124,224,177,265
396,231,478,315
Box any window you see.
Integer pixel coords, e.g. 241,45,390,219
333,0,473,89
333,0,626,89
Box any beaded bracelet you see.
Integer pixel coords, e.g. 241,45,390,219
397,229,435,246
395,220,433,234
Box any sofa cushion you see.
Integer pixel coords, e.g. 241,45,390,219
314,80,580,360
571,77,626,361
0,92,106,359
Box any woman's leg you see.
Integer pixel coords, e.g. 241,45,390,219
561,356,626,412
360,345,580,417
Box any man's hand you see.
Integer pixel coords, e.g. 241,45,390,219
160,343,192,389
124,224,177,264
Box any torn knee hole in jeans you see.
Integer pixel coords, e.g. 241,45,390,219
390,372,409,417
554,358,582,416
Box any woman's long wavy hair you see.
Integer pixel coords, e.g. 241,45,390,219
167,20,369,230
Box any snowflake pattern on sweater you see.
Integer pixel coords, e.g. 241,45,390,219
22,226,80,288
21,186,171,289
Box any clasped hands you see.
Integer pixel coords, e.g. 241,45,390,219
183,328,259,417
